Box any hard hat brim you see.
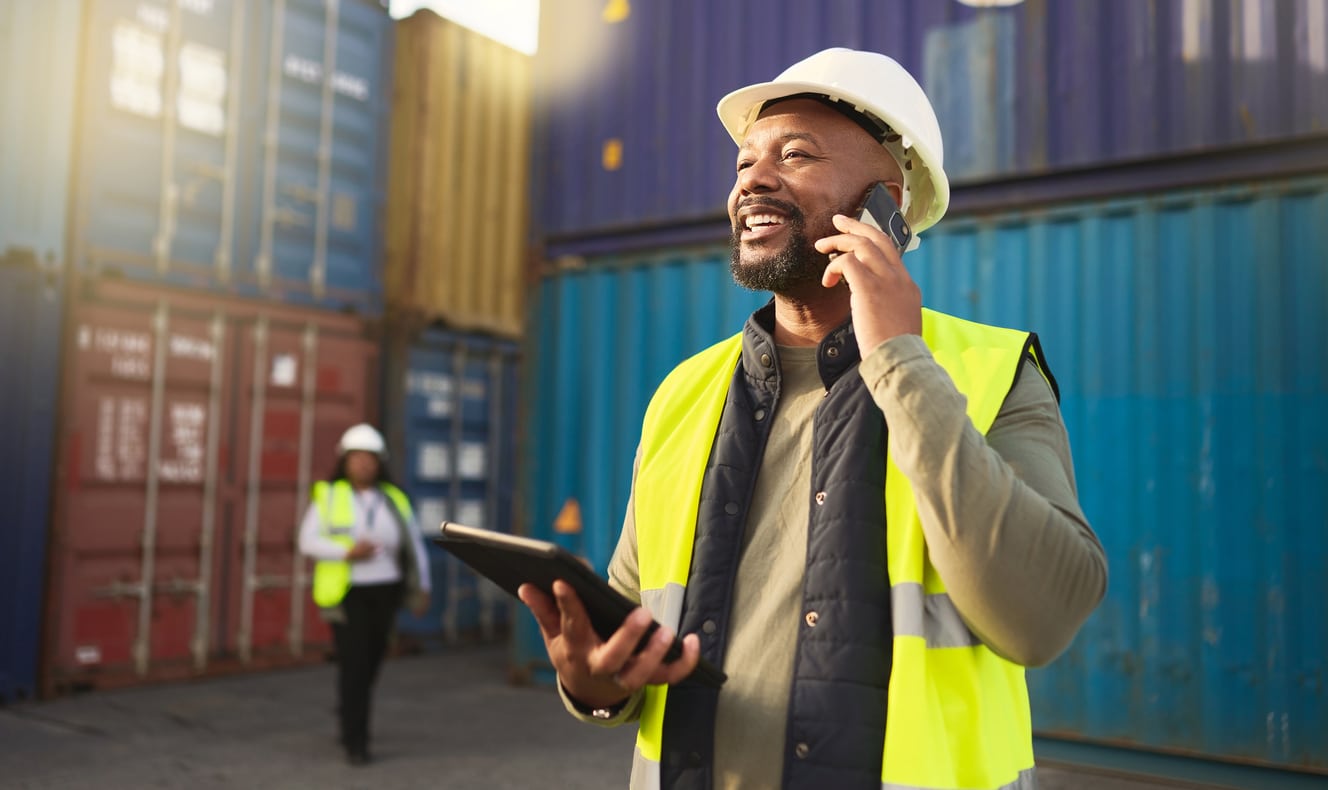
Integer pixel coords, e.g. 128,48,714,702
715,80,950,236
717,79,863,146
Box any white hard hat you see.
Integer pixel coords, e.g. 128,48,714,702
337,423,388,458
716,47,949,248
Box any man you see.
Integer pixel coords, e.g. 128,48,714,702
519,48,1106,790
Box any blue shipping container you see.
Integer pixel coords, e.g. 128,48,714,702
532,0,1328,243
0,263,65,702
68,0,392,312
387,329,521,646
0,0,80,266
518,177,1328,772
235,0,394,310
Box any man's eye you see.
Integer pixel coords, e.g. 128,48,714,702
783,149,806,160
736,160,753,172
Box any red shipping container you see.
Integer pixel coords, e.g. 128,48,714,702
43,278,379,694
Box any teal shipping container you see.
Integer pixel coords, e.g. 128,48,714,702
517,176,1328,774
383,328,520,648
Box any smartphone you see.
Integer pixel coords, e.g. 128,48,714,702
856,181,912,252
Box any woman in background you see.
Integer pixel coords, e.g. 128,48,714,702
299,423,431,766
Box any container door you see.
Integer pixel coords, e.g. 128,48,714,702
44,280,379,694
225,311,378,662
239,0,391,312
47,288,228,692
71,0,246,288
394,331,519,646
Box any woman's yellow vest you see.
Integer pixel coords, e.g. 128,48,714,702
631,309,1043,790
309,479,414,608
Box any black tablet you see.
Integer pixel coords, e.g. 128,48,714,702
435,521,725,689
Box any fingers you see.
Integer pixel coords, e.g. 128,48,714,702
815,213,903,285
517,583,563,644
519,581,703,698
652,633,702,685
816,213,922,349
591,609,667,688
587,605,653,678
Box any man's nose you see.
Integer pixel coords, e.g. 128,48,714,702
735,157,779,195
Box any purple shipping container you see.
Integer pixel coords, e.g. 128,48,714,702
532,0,1328,245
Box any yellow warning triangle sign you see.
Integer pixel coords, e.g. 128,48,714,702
553,498,583,534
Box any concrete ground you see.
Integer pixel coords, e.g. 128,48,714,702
0,645,1284,789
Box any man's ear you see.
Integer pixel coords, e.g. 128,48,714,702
885,181,904,207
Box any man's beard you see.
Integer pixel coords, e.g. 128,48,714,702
728,197,850,294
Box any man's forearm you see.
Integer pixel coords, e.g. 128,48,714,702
861,335,1107,666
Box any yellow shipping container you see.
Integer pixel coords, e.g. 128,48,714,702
384,10,533,337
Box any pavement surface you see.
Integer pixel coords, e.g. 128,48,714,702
0,645,1287,789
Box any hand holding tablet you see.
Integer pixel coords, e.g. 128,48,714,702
435,522,726,689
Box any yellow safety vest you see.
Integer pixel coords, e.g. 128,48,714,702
632,309,1044,790
310,479,414,608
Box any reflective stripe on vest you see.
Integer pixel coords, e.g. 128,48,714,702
310,479,414,608
632,308,1045,790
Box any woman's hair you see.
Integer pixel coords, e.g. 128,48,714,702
327,452,397,487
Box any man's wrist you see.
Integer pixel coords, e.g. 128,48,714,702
559,678,631,718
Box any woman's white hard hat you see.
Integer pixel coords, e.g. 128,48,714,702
716,47,949,250
337,423,388,459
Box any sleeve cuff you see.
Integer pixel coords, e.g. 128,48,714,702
558,678,640,726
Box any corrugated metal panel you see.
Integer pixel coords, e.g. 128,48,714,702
234,0,394,310
0,0,80,267
383,10,532,337
532,0,1328,241
516,177,1328,771
0,263,64,702
382,326,520,648
42,277,379,696
70,0,247,289
67,0,391,311
513,252,767,682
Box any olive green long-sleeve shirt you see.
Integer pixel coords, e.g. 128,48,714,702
562,333,1107,790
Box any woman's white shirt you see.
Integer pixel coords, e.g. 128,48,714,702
298,487,432,590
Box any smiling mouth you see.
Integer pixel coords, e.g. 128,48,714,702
743,213,785,231
738,212,790,241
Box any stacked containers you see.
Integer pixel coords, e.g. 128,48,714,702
379,9,532,648
0,0,81,702
34,0,394,695
523,0,1328,775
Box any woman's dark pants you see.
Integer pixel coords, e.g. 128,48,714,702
331,582,401,758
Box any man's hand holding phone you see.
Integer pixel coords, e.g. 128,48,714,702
816,181,923,354
518,580,701,711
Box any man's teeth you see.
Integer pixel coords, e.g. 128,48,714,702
744,214,784,230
